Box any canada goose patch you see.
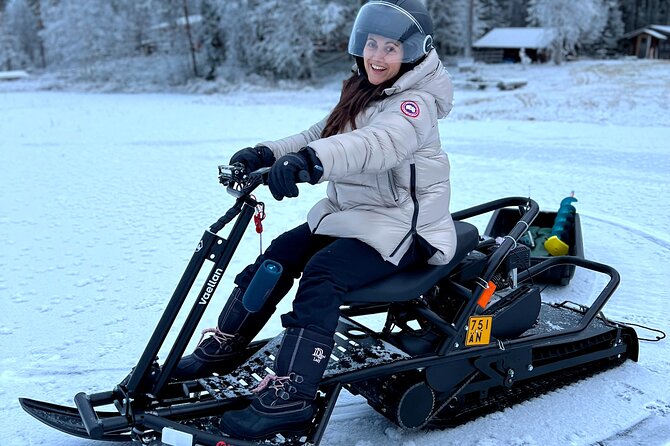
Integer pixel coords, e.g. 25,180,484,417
400,101,420,118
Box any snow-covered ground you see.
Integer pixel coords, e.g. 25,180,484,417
1,58,670,446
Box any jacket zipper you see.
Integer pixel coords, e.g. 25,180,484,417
390,164,419,257
311,213,331,234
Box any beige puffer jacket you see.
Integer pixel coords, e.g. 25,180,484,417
260,50,456,266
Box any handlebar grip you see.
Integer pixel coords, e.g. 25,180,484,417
251,166,272,183
298,170,311,183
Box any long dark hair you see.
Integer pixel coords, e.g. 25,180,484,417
321,62,412,138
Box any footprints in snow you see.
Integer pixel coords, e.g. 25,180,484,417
645,400,670,416
614,382,645,402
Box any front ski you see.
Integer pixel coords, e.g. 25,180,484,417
19,398,131,442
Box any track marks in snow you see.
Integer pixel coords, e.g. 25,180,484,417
594,402,670,445
581,213,670,252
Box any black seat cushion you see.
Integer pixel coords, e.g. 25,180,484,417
341,221,479,303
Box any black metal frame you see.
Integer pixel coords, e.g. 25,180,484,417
62,167,271,442
19,178,639,445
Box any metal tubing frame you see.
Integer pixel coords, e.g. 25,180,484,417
124,197,256,397
518,255,620,332
435,197,540,355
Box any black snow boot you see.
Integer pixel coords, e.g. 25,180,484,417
172,288,273,380
219,326,334,440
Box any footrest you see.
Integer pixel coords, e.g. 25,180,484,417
201,317,408,400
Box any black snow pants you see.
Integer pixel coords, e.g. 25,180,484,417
234,222,436,336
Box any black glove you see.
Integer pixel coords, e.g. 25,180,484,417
268,148,323,201
229,145,276,173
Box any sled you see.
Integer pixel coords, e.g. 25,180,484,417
19,165,639,446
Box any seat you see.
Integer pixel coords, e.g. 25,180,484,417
341,221,479,303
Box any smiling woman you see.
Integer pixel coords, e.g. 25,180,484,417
347,0,434,64
363,34,405,84
173,0,457,441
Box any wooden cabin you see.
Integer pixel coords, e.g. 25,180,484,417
473,28,555,63
621,25,670,59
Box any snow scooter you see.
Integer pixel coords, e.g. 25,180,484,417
20,165,639,446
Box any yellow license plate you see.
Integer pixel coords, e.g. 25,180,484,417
465,316,493,346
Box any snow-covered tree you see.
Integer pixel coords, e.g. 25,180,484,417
1,0,40,69
314,1,354,53
429,0,467,56
527,0,609,63
506,0,530,27
118,0,159,54
478,0,508,34
204,0,356,81
602,0,625,50
240,0,321,79
199,0,225,80
620,0,670,33
587,0,625,55
428,0,486,57
0,10,18,70
40,0,131,66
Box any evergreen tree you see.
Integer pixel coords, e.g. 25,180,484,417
478,0,508,34
506,0,530,27
619,0,670,33
428,0,488,57
597,0,625,53
428,0,467,56
24,0,45,67
0,10,19,70
40,0,131,66
206,0,356,81
199,0,225,80
2,0,40,69
241,0,321,79
527,0,609,63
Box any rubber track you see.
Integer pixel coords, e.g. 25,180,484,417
427,354,626,428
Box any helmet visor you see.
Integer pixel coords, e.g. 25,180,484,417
348,1,430,63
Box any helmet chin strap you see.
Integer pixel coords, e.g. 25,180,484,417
355,56,366,75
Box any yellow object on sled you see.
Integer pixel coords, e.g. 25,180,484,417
544,235,570,256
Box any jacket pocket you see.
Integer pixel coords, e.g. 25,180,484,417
376,171,399,207
387,171,399,203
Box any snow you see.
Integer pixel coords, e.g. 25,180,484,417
1,58,670,446
0,70,30,81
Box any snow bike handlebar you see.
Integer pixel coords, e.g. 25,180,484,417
207,165,271,234
218,163,271,198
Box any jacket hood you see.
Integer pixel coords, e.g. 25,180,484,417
383,49,453,118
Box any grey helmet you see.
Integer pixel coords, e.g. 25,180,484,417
348,0,434,64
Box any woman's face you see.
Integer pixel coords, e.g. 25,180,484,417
363,34,404,85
